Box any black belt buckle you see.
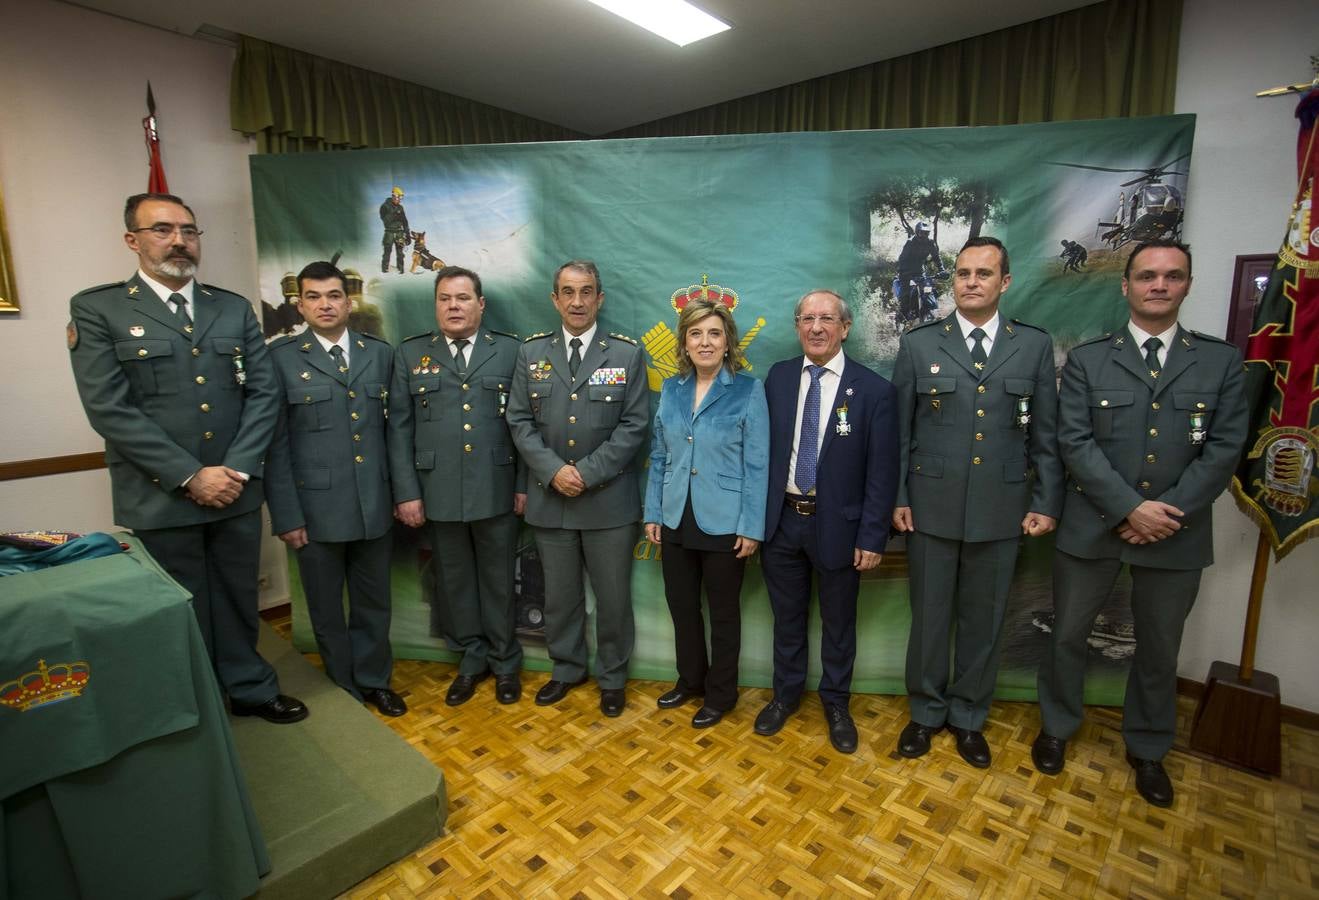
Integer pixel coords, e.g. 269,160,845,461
786,493,816,516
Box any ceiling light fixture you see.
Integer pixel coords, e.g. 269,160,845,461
582,0,730,47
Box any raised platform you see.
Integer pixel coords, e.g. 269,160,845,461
229,625,446,900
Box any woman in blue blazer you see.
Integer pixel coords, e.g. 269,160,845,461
644,299,770,728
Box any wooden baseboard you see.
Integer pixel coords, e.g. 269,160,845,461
1179,674,1319,731
0,451,106,482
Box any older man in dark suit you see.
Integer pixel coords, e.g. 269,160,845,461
755,289,900,754
1033,240,1248,808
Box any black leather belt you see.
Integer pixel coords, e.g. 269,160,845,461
785,493,816,516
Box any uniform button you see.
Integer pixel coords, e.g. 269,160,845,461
1196,402,1206,409
972,456,982,465
976,409,985,418
569,415,577,424
977,385,986,394
464,423,472,431
974,432,983,441
571,392,578,401
687,435,693,443
1146,453,1156,463
531,392,539,399
498,383,505,390
353,434,362,442
349,390,357,398
929,388,938,395
1151,401,1160,410
203,431,214,440
351,412,360,420
462,383,470,391
199,403,210,412
1149,428,1158,437
568,459,575,465
464,444,472,453
568,439,576,447
137,348,148,357
195,375,206,384
1100,399,1109,407
1140,480,1152,489
691,467,698,474
605,395,612,402
304,395,313,403
152,476,160,484
463,403,471,411
191,348,201,357
354,455,364,464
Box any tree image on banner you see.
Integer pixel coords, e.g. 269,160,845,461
1232,88,1319,558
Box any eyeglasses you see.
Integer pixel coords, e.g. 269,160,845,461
795,314,840,327
132,224,203,241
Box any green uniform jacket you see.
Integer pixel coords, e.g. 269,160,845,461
893,315,1063,541
68,274,279,529
264,330,394,542
505,330,648,530
387,328,526,522
1055,327,1248,570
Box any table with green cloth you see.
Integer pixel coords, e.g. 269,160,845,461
0,537,269,900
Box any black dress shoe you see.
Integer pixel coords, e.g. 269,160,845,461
753,699,799,736
600,688,626,717
1126,753,1174,807
446,672,490,707
691,706,723,728
535,676,588,706
362,687,407,717
495,673,521,705
657,686,700,709
949,725,991,768
824,704,858,754
897,720,943,758
231,694,309,724
1031,733,1067,775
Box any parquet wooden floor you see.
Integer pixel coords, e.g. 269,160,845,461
266,617,1319,898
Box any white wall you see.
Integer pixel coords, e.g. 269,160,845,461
0,0,288,605
1175,0,1319,712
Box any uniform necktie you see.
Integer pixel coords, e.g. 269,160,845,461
167,292,191,327
330,344,348,374
795,364,825,495
453,338,469,375
969,327,988,368
569,337,582,378
1143,337,1163,377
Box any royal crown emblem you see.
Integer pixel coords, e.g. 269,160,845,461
0,659,92,712
644,274,765,391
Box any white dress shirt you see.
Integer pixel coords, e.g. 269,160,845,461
445,334,475,370
1127,320,1177,368
314,331,351,367
954,309,1000,357
786,349,846,495
137,269,194,319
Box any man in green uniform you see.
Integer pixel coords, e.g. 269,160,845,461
505,260,649,717
892,236,1063,768
265,261,407,717
379,186,410,274
67,192,306,723
390,266,527,706
1033,240,1248,807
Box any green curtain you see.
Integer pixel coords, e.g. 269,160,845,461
609,0,1181,138
230,36,582,153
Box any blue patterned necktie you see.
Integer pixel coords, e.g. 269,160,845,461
795,364,826,495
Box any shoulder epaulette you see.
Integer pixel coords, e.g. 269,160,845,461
1189,330,1233,346
402,330,436,343
487,328,519,340
359,331,390,344
523,331,552,343
609,332,637,345
268,334,298,349
197,283,239,298
910,317,943,334
1072,332,1112,348
1009,318,1049,334
73,281,126,297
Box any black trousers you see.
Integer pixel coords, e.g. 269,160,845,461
660,541,747,712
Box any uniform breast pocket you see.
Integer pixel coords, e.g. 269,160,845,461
1002,377,1036,431
588,385,622,429
411,377,442,422
915,376,956,426
1088,390,1134,440
365,382,387,423
1173,391,1217,443
287,385,332,432
483,375,510,418
210,337,245,391
114,339,177,396
528,382,553,423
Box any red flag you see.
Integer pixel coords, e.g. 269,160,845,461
1231,88,1319,558
143,82,168,193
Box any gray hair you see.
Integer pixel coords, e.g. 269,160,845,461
553,260,602,294
793,289,852,324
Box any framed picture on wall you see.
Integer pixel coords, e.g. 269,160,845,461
0,183,17,314
1225,253,1276,352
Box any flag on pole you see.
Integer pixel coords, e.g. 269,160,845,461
143,82,168,193
1231,87,1319,559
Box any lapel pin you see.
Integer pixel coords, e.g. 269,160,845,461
357,339,366,349
301,342,312,351
300,371,311,380
129,325,145,337
845,387,854,396
127,285,140,296
929,363,940,374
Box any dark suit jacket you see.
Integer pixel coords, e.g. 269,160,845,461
1055,326,1248,569
68,273,279,529
265,330,394,542
763,354,900,570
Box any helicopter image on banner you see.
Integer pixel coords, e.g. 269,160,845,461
1048,152,1189,250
